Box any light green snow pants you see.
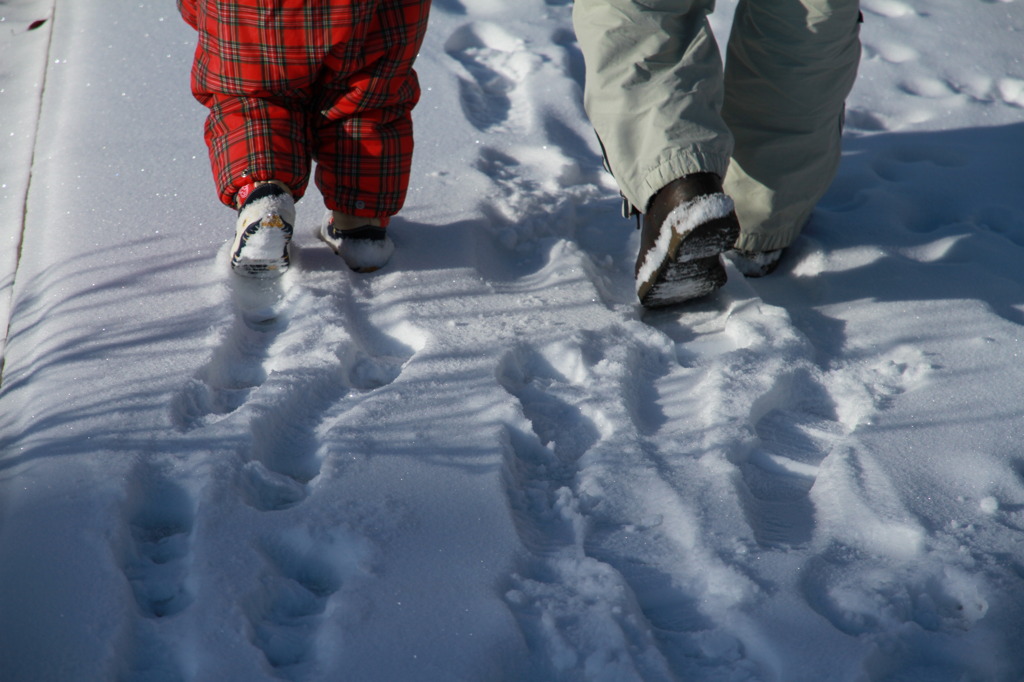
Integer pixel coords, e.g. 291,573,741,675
573,0,862,252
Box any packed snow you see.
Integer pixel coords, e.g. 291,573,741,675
2,0,1024,680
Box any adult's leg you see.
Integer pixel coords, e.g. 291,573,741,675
723,0,862,253
572,0,733,213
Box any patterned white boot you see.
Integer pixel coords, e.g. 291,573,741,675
230,183,295,278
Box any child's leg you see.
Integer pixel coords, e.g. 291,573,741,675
310,0,432,224
200,94,311,208
187,0,317,207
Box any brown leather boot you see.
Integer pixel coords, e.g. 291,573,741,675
634,173,740,308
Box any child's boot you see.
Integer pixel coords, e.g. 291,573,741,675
318,211,395,273
231,182,295,278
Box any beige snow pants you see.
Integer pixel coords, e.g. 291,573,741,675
573,0,862,252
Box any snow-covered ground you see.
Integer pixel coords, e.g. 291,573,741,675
2,0,1024,679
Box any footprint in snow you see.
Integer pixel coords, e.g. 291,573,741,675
738,400,840,549
171,276,418,512
171,277,288,432
121,469,196,619
496,335,761,680
870,142,970,186
444,22,539,132
496,339,608,564
800,546,989,680
860,0,917,18
246,528,371,679
810,555,989,634
238,338,412,512
498,340,604,466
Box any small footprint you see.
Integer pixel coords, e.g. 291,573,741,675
871,143,969,184
246,528,370,678
172,279,288,431
843,107,888,132
898,76,957,100
801,549,988,638
997,77,1024,108
122,471,195,619
240,339,412,512
968,205,1024,246
853,346,938,419
173,281,418,512
870,41,919,64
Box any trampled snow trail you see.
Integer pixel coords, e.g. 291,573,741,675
2,0,1024,680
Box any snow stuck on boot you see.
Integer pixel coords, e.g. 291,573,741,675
318,213,395,273
231,185,295,278
635,193,736,305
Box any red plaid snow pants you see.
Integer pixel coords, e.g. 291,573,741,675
179,0,430,220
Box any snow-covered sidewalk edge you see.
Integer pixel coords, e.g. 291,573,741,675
0,1,56,378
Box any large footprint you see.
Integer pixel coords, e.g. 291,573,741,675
444,22,540,133
737,376,841,549
498,331,766,680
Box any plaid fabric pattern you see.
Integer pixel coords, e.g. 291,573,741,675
179,0,430,219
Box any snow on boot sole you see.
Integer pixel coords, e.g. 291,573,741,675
641,254,728,307
636,194,739,308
